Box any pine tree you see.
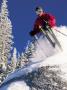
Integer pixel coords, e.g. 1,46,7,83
0,0,13,69
11,48,17,72
24,41,36,59
19,52,28,68
18,41,36,68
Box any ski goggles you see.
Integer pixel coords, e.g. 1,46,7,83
35,9,43,15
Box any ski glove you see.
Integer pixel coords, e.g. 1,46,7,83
29,29,40,36
29,31,35,36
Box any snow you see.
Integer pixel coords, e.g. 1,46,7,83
0,26,67,90
1,81,30,90
7,81,30,90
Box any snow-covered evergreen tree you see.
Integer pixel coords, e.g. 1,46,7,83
19,52,28,68
11,48,17,71
0,0,13,69
17,41,36,68
24,41,36,59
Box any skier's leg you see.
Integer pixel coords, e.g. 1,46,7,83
40,28,56,48
45,34,55,47
47,28,62,50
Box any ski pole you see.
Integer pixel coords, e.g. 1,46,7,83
40,27,62,50
43,20,67,37
54,29,67,37
40,28,56,48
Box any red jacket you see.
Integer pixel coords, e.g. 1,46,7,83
30,13,56,36
33,13,56,31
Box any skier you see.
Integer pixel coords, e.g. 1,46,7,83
29,6,62,49
29,6,56,36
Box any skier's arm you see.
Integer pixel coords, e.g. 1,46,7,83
46,14,56,28
29,19,41,36
42,13,56,28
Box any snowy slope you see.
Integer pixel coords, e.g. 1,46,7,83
0,26,67,90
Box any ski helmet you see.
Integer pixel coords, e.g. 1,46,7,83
35,6,43,12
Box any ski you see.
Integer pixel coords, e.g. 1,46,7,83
40,28,56,48
47,26,62,50
40,27,62,50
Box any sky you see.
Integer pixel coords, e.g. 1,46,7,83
2,0,67,53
